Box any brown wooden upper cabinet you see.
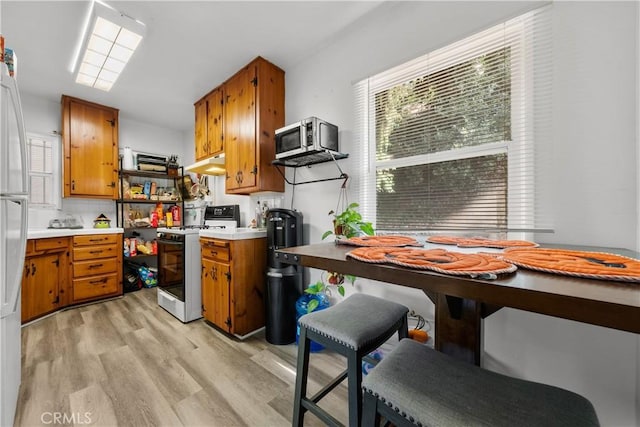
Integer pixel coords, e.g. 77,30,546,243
195,86,224,161
225,57,284,194
194,56,284,194
61,95,119,199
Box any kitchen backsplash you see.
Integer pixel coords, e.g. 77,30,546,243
28,199,116,230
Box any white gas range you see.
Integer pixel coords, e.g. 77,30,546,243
156,205,241,322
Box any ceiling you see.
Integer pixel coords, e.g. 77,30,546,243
1,1,383,132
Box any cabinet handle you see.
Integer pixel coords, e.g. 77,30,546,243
71,180,75,190
89,250,104,255
89,238,105,242
89,278,108,285
88,263,104,269
24,264,29,277
31,263,36,276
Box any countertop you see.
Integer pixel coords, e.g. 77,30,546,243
199,228,266,240
28,227,125,239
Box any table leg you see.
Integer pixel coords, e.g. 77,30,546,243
434,294,482,366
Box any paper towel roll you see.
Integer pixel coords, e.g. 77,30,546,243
123,147,134,170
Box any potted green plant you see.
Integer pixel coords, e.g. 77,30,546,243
320,202,373,296
321,202,375,240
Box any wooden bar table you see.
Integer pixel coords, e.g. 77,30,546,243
275,243,640,365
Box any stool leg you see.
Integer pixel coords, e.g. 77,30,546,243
361,391,380,427
398,315,409,340
293,326,311,427
347,351,363,427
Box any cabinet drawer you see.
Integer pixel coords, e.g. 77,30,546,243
73,258,118,278
35,237,69,251
73,234,118,246
200,239,230,262
73,244,118,261
73,273,119,301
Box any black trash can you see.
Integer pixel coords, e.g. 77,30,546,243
265,268,302,345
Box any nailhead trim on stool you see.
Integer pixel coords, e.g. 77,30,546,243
292,293,409,427
362,339,600,427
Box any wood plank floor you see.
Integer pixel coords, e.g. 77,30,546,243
15,288,349,426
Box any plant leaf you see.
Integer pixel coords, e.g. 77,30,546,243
360,223,375,236
321,230,334,240
307,299,319,313
338,285,345,297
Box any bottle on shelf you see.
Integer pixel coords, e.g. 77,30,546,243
261,201,269,228
256,201,262,228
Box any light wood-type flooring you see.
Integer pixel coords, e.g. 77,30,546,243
15,288,349,426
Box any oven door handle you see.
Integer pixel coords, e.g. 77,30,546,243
157,239,184,246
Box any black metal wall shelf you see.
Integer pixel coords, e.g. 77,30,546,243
271,150,349,186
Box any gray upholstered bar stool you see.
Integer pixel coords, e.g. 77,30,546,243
293,293,409,427
362,338,600,427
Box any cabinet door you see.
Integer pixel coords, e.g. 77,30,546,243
201,257,230,332
206,87,224,157
21,253,61,323
194,98,208,160
63,96,118,199
224,65,256,192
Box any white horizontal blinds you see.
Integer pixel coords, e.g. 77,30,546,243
27,134,56,207
356,6,552,233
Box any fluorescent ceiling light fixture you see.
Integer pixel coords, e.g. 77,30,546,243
71,0,146,92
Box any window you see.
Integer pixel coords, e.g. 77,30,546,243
355,6,552,235
27,133,61,209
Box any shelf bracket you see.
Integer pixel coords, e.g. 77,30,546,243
271,150,349,187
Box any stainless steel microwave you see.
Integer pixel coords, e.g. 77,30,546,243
275,117,338,160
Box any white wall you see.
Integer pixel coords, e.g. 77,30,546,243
282,1,639,426
21,92,190,228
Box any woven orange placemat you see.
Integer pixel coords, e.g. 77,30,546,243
346,247,516,279
497,248,640,283
336,235,422,247
426,235,538,249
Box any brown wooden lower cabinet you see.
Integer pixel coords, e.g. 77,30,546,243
200,237,266,337
21,233,123,324
21,238,70,323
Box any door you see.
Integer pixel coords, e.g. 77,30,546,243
206,87,224,156
201,257,230,331
224,65,256,191
157,237,185,301
0,63,28,196
194,98,208,160
66,98,118,197
21,252,60,323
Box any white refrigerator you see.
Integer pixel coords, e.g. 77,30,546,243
0,61,28,427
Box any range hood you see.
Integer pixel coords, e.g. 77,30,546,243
185,154,226,176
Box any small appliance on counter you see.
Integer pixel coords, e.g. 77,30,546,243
48,214,84,229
